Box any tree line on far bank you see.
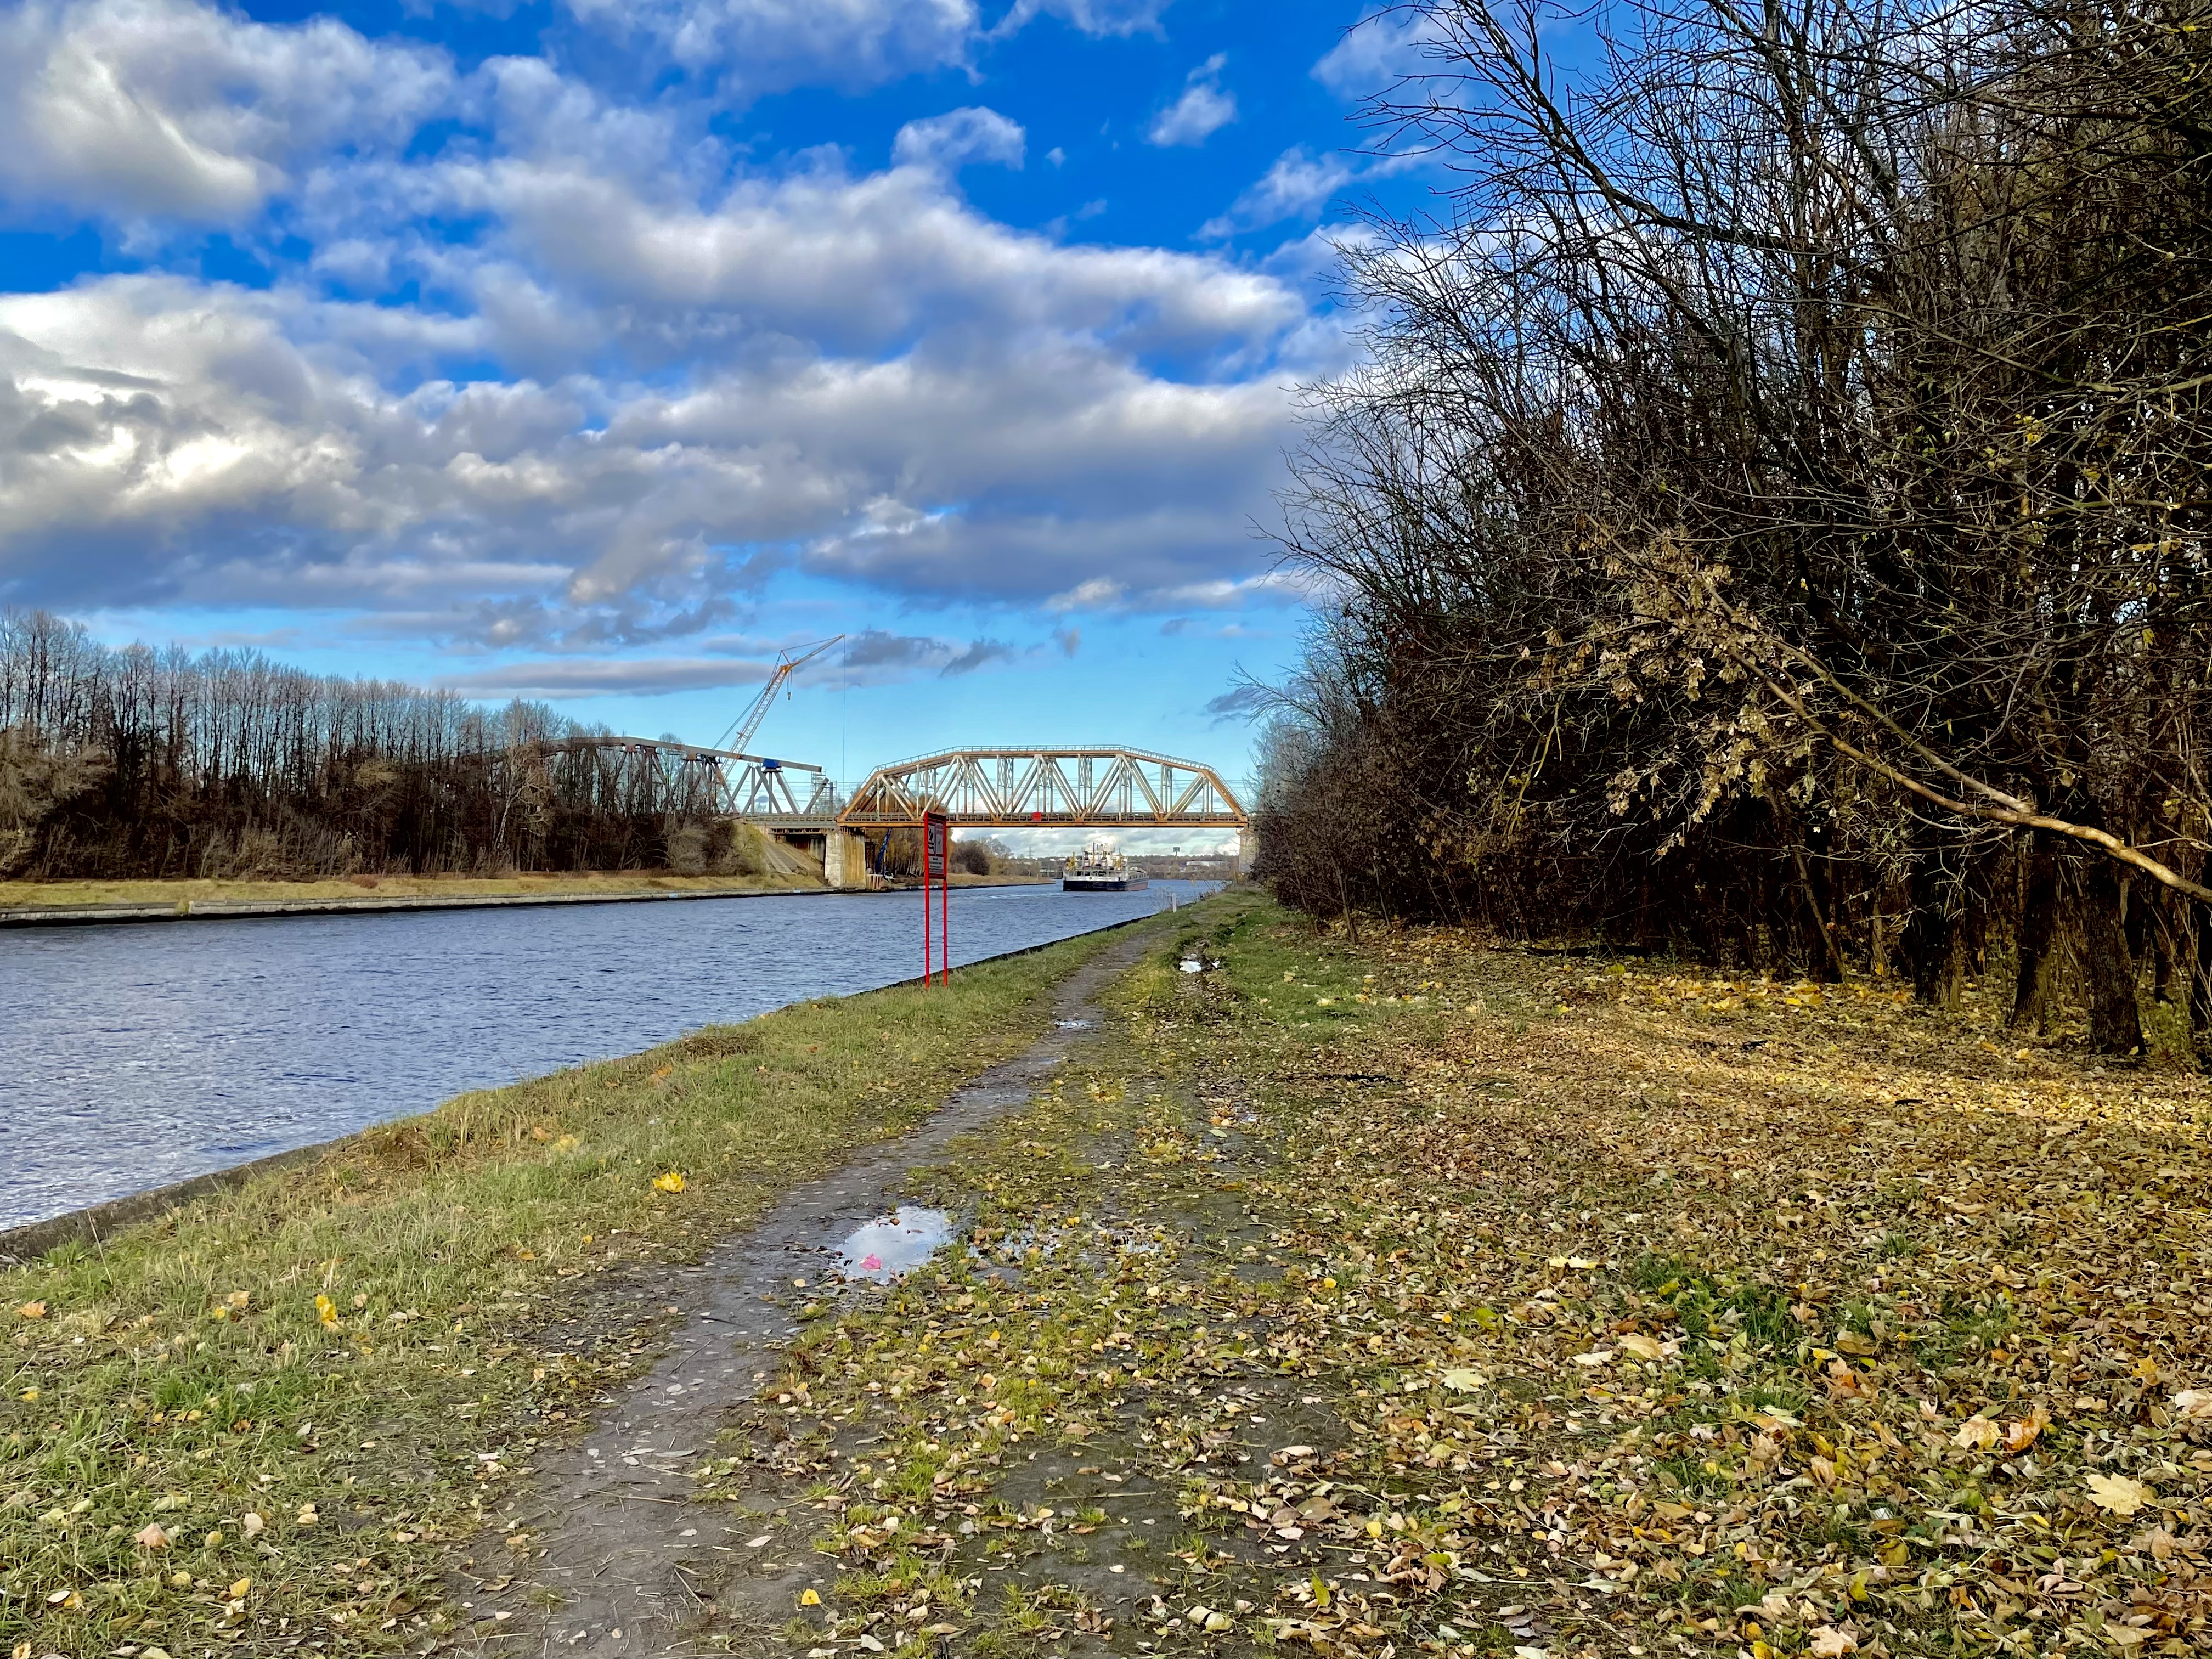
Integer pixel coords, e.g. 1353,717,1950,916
0,609,774,881
1253,0,2212,1056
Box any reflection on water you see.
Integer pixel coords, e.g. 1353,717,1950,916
0,881,1218,1232
837,1207,956,1281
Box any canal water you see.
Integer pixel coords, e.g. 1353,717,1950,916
0,881,1217,1232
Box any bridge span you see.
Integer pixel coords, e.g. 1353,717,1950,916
786,747,1247,888
518,739,1247,888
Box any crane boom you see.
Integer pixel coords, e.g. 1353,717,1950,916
716,635,843,755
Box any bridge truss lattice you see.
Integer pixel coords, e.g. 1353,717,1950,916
837,747,1247,830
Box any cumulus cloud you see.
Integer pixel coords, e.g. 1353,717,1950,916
1200,146,1355,238
1312,5,1448,99
0,0,1335,647
892,106,1025,173
555,0,1172,98
0,0,450,223
561,0,980,96
1147,53,1236,147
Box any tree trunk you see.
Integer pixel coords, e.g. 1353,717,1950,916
2079,856,2143,1055
2010,839,2062,1031
1902,845,1959,1008
2193,905,2212,1065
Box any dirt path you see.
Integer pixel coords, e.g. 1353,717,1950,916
471,927,1163,1657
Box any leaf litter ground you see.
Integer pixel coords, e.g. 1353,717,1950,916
663,890,2212,1659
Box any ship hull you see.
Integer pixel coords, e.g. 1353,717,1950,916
1062,874,1148,892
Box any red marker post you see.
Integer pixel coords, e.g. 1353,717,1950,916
921,810,950,984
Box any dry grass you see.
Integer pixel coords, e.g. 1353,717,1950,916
0,924,1138,1657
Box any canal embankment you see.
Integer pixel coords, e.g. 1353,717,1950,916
21,891,2204,1659
0,880,1211,1234
0,911,1182,1658
0,870,830,929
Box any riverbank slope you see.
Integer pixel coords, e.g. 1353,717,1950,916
0,919,1161,1656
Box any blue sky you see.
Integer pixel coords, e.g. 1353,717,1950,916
0,0,1442,840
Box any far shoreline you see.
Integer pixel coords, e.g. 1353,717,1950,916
0,869,1059,929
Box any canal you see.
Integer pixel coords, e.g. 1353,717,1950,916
0,881,1217,1231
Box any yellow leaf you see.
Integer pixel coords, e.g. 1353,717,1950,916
799,1588,822,1607
652,1171,687,1194
229,1577,252,1599
1441,1369,1485,1391
1808,1627,1856,1657
314,1293,340,1328
2003,1403,2050,1453
2086,1472,2153,1516
15,1301,45,1320
1617,1333,1666,1361
1954,1416,2000,1450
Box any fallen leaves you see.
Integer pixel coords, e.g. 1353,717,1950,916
134,1522,170,1549
651,1170,687,1193
2086,1472,2154,1516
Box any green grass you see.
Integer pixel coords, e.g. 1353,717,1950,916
0,923,1146,1657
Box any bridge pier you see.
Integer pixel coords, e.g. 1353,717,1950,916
823,828,870,890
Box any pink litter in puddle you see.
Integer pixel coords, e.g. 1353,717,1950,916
861,1254,883,1271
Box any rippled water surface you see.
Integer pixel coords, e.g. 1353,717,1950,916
0,881,1217,1231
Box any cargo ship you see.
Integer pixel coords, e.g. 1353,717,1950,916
1063,840,1147,892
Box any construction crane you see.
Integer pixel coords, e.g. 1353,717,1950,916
714,636,843,755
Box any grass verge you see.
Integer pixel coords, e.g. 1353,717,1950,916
698,891,2212,1659
0,922,1135,1657
0,868,824,911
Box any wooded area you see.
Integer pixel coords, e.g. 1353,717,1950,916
1254,0,2212,1054
0,610,759,881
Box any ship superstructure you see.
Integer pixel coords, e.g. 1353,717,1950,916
1062,839,1147,892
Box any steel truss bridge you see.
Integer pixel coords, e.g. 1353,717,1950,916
836,747,1248,830
509,736,840,822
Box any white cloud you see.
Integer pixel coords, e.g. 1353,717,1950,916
1200,146,1355,238
561,0,980,95
555,0,1171,98
464,153,1302,364
999,0,1173,37
892,107,1026,173
0,0,1337,644
1313,5,1446,99
0,0,450,223
1147,53,1236,148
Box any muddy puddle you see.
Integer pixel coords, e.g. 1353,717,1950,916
837,1206,955,1281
